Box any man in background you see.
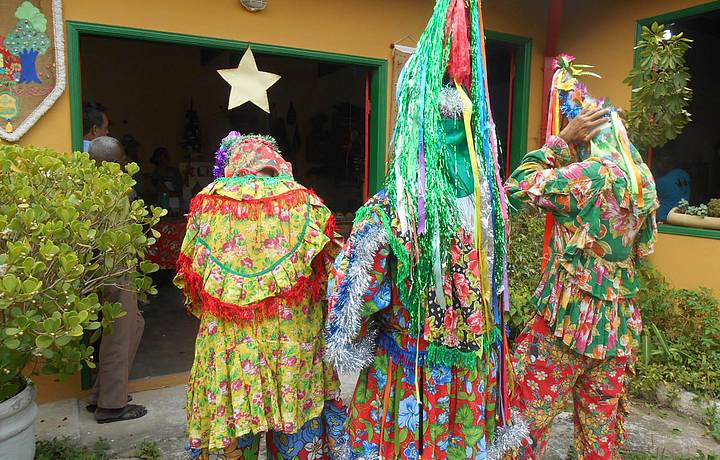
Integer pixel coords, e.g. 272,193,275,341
82,101,110,152
86,136,147,423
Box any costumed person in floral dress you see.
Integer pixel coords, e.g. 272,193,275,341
325,1,528,458
175,132,347,460
505,55,658,458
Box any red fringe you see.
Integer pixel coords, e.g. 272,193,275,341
189,189,312,219
446,0,471,89
175,214,337,324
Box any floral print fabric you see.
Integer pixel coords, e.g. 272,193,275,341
176,174,345,452
512,316,629,459
189,399,348,460
328,205,523,459
176,176,335,321
505,136,657,359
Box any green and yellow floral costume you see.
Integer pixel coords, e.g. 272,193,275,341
175,133,347,459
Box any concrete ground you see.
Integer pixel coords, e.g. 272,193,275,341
36,372,720,459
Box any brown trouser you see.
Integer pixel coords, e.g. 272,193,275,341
89,285,145,409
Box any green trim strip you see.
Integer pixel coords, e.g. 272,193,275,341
196,197,312,277
216,175,294,185
658,224,720,240
369,60,389,193
633,2,720,240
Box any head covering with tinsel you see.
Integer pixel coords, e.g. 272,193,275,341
352,0,514,425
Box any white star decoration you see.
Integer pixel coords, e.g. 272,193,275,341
217,48,281,113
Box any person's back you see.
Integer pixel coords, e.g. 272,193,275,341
505,55,658,457
86,135,146,423
175,133,346,459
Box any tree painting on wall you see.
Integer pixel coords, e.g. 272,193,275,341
4,1,50,84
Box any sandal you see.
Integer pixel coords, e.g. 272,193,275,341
95,404,147,424
86,395,132,413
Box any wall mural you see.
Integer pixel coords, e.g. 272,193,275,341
0,0,64,142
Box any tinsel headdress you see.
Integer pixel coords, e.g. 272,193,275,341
361,0,513,424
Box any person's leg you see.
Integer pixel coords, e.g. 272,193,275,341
126,291,144,379
512,316,585,459
572,356,629,459
95,286,146,422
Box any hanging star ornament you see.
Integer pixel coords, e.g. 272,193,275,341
217,48,281,113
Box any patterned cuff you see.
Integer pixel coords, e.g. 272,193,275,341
544,135,574,167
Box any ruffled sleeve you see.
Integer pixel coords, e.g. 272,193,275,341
636,212,658,259
324,209,391,374
505,136,609,217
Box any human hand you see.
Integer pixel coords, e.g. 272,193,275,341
559,107,611,145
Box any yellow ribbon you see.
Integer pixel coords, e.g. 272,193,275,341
454,80,492,322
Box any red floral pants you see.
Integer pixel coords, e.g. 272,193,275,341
511,316,630,459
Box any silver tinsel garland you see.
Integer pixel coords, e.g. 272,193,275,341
325,223,388,374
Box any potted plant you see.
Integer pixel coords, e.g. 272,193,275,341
666,198,720,230
0,145,162,459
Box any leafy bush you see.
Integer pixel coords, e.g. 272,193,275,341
0,145,163,402
35,437,111,460
624,22,693,152
633,264,720,399
507,207,545,336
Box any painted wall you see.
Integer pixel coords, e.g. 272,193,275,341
13,0,547,154
558,0,720,296
14,0,548,402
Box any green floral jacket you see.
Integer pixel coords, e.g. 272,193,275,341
506,136,658,359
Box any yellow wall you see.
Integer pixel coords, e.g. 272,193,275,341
14,0,548,402
557,0,720,296
652,233,720,296
13,0,547,154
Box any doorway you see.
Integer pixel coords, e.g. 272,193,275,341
68,23,388,385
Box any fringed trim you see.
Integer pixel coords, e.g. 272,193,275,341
176,252,327,323
176,213,336,324
487,411,530,460
325,222,388,374
189,189,312,220
377,333,428,369
426,342,480,369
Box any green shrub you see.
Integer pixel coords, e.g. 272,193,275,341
35,437,111,460
633,264,720,399
624,22,693,152
0,145,163,402
507,207,545,336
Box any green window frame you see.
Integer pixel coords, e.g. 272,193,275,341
634,1,720,240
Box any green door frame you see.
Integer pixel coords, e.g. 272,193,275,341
66,21,388,194
66,21,388,389
486,30,532,172
633,1,720,240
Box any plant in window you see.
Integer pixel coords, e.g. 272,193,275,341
624,22,693,152
667,198,720,229
708,198,720,218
